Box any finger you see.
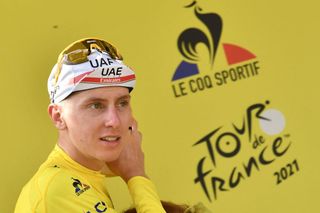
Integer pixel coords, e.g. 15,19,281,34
130,119,138,132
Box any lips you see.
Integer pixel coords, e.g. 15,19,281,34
100,136,120,142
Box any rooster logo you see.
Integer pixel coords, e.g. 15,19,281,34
173,1,256,81
173,1,222,80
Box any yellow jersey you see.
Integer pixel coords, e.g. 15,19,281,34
14,145,165,213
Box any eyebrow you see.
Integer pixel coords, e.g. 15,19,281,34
82,94,131,103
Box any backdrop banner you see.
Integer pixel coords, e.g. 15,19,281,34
0,0,318,212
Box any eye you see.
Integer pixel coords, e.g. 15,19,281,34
117,100,129,108
89,102,104,110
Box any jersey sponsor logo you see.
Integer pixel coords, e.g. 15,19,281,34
84,201,107,213
95,201,107,212
71,177,90,196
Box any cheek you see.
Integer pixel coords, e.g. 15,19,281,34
63,113,79,128
64,113,94,134
67,119,99,144
120,112,133,128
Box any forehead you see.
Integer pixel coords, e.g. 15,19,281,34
66,86,130,103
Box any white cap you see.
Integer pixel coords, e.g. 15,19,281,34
47,38,136,103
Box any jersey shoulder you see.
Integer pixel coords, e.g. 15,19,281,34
23,165,94,212
15,164,75,212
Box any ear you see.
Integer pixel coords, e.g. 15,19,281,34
48,104,66,130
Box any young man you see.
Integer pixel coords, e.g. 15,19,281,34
15,38,166,213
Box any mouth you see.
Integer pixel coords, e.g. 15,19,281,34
100,136,121,143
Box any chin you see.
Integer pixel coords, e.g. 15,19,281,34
98,152,122,163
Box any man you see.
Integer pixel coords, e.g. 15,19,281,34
15,38,166,213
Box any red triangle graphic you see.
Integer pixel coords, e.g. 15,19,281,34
223,43,256,65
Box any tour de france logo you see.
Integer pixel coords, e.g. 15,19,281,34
192,100,300,202
172,1,260,97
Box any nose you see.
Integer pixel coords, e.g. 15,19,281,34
103,107,120,129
